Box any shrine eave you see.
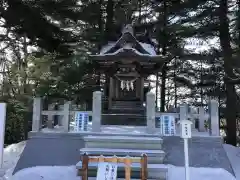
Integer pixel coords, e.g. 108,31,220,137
90,48,164,62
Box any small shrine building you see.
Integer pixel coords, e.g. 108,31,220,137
91,24,166,124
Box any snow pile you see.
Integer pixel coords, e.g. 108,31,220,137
223,144,240,179
11,165,236,180
168,166,236,180
2,141,26,180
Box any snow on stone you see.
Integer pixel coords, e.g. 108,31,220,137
11,165,236,180
42,123,214,137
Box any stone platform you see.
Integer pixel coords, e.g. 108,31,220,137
84,135,163,150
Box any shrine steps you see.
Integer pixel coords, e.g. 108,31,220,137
80,148,165,164
76,161,168,180
110,100,145,114
77,135,168,179
84,135,163,150
101,114,146,126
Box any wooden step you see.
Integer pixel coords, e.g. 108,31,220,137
83,135,163,150
76,161,168,179
80,148,165,164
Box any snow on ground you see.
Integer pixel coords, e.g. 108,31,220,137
168,166,236,180
1,141,26,180
11,165,236,180
0,138,239,180
42,122,214,137
223,144,240,180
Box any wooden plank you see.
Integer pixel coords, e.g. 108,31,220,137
141,154,147,180
125,157,131,180
88,156,141,163
79,154,148,180
82,153,88,180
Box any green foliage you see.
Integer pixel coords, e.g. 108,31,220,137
5,99,28,145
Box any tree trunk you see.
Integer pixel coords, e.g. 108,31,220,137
219,0,237,146
105,0,114,41
160,66,166,112
160,0,167,112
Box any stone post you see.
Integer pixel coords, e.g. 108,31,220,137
146,92,155,134
179,103,188,134
32,98,42,132
198,107,205,132
179,104,188,121
208,100,219,136
58,105,64,126
63,101,71,132
92,91,102,132
47,104,55,129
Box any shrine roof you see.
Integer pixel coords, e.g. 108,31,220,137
91,47,164,62
91,24,159,60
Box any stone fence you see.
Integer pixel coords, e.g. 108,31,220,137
146,92,219,136
32,91,220,136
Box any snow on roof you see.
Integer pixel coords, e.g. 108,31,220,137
139,42,156,55
99,42,116,55
99,42,157,56
97,46,158,57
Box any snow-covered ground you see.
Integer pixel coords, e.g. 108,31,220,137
1,140,240,180
10,165,236,180
1,141,26,180
42,122,215,137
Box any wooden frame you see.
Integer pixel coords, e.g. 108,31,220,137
80,153,148,180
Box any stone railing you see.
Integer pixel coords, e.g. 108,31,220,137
32,91,102,132
32,91,220,136
146,92,220,136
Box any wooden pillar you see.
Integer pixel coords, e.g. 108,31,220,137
108,77,114,108
140,77,144,102
115,79,119,99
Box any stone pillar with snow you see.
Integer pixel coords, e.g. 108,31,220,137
208,99,220,136
92,91,102,132
146,92,155,134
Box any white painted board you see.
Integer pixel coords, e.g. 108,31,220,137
96,162,118,180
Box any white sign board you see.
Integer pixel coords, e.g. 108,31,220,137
96,162,118,180
158,115,176,136
74,112,89,132
180,120,192,139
